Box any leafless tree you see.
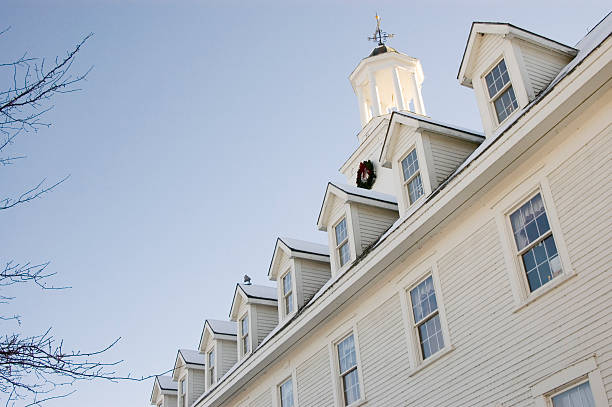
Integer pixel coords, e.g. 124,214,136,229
0,30,155,406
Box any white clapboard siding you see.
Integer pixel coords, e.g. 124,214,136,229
255,305,278,346
189,370,206,406
219,340,237,377
164,394,178,407
427,133,479,187
519,40,571,98
295,347,335,407
248,389,271,407
356,204,398,251
474,34,505,76
299,259,331,304
356,294,410,405
391,125,418,161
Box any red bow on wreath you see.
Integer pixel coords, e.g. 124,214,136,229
356,160,376,189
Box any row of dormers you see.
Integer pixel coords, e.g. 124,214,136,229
150,19,581,407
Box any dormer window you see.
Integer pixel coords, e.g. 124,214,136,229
485,59,518,124
335,218,350,267
207,350,215,385
282,271,294,315
401,148,424,204
239,315,249,355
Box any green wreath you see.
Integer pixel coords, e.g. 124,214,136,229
356,160,376,189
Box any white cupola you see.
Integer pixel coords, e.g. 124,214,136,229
349,16,426,127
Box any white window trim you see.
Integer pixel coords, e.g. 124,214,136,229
494,173,574,311
280,268,296,319
399,147,426,207
328,323,366,407
531,356,608,407
179,375,188,407
206,343,217,388
329,209,357,275
239,311,251,357
276,374,298,407
334,216,350,268
397,261,453,375
480,52,524,128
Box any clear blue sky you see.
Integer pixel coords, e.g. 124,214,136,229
1,1,609,406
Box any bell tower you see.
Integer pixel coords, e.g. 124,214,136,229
349,15,426,127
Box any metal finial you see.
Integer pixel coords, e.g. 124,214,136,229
243,274,252,285
368,14,394,46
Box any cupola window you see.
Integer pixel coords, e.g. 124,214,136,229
485,59,518,124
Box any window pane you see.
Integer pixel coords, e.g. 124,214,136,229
522,235,562,292
285,292,294,314
510,194,550,251
410,276,438,323
485,59,511,98
493,86,518,123
337,334,357,374
280,379,294,407
241,316,248,335
283,272,292,295
208,350,214,366
339,242,351,266
401,149,420,181
418,314,444,359
408,174,424,203
335,218,347,244
342,369,361,405
552,382,595,407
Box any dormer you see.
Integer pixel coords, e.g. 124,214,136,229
317,183,399,275
458,22,577,137
229,283,278,361
268,237,331,322
380,112,483,216
150,375,177,407
171,350,205,407
197,320,237,392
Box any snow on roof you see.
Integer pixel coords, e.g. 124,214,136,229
394,111,484,138
239,283,277,300
207,319,237,336
179,349,206,366
279,237,329,257
156,375,178,391
331,182,398,204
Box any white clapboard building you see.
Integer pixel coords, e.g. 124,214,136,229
150,13,612,407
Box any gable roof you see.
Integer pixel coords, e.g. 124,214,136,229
317,182,398,231
150,375,177,404
379,111,483,168
229,283,278,320
457,22,577,87
268,237,330,280
198,319,237,353
172,348,206,380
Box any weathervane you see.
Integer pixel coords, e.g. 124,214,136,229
368,14,394,46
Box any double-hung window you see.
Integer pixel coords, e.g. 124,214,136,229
279,378,294,407
401,149,424,204
240,315,249,355
282,271,294,315
485,59,518,124
335,218,350,267
207,350,215,386
409,275,444,360
337,334,360,406
509,192,562,292
551,381,596,407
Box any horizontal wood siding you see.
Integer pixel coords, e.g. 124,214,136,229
255,305,278,346
520,40,569,98
428,133,478,186
357,294,410,405
356,205,398,251
189,370,206,406
547,128,612,402
219,340,237,378
299,259,331,304
164,394,178,407
295,347,335,407
474,34,504,76
248,389,271,407
392,125,418,162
